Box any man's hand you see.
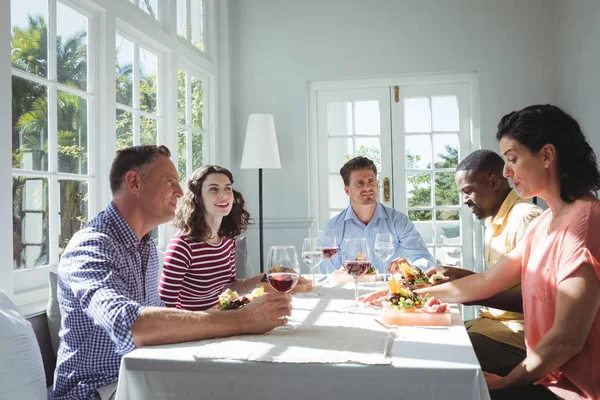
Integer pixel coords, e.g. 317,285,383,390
426,266,475,282
483,372,506,391
239,291,293,334
357,288,389,306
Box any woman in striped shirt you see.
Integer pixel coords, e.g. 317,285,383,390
159,165,265,311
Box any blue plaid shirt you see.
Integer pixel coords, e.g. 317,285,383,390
51,202,163,399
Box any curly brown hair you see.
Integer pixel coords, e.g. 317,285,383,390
172,165,251,242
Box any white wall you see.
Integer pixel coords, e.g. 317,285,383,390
226,0,558,270
557,0,600,152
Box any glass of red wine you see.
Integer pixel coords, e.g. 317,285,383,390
342,238,371,309
318,229,339,276
267,245,300,332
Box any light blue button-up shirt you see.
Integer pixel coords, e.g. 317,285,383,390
322,203,434,273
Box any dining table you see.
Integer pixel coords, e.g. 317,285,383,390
115,278,490,400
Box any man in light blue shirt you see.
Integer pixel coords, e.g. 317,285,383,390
323,157,434,274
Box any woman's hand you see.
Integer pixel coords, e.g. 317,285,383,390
357,288,389,306
483,372,506,391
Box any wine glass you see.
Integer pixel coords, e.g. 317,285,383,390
341,237,371,309
301,237,323,297
319,229,339,275
267,245,300,332
374,233,394,281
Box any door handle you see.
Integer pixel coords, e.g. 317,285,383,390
383,177,390,203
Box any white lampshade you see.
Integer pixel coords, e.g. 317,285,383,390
240,114,281,169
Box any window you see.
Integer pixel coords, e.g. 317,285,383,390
3,0,219,311
11,0,94,271
115,34,161,150
131,0,159,20
176,0,205,51
177,67,207,183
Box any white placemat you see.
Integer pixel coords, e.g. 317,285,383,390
193,283,395,365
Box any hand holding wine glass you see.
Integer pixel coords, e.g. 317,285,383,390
267,245,300,331
374,233,394,281
302,237,323,297
342,237,372,309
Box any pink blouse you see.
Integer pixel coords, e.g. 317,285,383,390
521,202,600,399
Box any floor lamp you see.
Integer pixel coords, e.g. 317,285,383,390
240,114,281,273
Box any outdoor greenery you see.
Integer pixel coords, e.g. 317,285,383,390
407,145,459,221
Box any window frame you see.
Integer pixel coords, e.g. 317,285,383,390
3,0,219,313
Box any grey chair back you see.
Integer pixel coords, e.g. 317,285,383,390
235,236,249,279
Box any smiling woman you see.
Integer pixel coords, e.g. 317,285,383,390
158,165,258,311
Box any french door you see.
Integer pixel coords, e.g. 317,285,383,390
315,79,476,265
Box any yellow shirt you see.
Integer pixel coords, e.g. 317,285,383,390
466,189,542,350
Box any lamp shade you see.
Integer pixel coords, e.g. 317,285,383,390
240,114,281,169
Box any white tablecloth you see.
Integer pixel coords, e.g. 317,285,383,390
116,281,490,400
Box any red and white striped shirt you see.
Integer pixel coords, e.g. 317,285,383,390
159,231,236,311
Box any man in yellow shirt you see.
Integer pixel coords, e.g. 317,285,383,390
449,149,542,375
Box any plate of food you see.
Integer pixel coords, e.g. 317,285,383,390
216,286,265,311
387,257,448,289
379,276,452,326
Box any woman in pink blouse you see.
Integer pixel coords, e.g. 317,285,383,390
415,105,600,400
158,165,266,311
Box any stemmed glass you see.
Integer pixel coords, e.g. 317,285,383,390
374,233,394,281
267,245,300,332
342,238,371,309
301,238,324,297
319,229,339,275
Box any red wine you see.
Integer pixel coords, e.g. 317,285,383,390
343,260,372,277
321,247,339,260
268,272,299,292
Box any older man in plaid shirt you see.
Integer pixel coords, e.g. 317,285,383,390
51,146,292,400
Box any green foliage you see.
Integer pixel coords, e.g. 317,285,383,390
407,145,459,221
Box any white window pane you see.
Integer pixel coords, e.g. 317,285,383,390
11,0,48,78
190,76,203,130
327,102,352,136
432,96,459,132
407,173,431,207
177,69,186,125
435,246,462,267
354,101,380,136
57,2,88,91
140,0,158,19
404,98,431,133
435,172,459,206
57,92,88,174
405,135,432,170
327,137,353,173
116,35,134,107
177,0,186,38
140,116,157,145
411,220,433,245
139,47,157,114
190,0,204,50
191,130,203,171
58,180,88,255
329,175,348,209
435,212,461,245
12,76,48,171
178,128,187,182
14,177,49,269
116,108,133,150
433,133,459,168
355,137,381,173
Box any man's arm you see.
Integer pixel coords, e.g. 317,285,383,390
430,266,523,312
131,291,292,347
